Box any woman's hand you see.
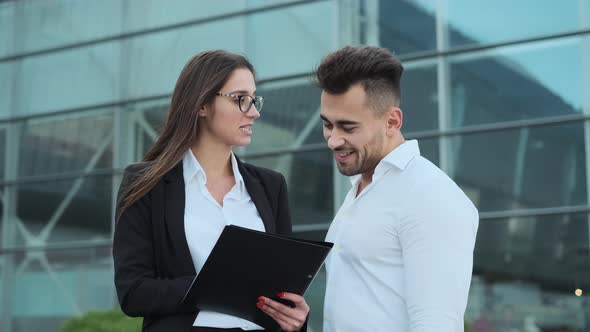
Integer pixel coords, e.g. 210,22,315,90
257,292,309,331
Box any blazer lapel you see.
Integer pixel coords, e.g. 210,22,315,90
163,161,195,275
237,159,275,234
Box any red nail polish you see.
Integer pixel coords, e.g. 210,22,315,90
277,292,285,298
258,296,265,302
256,302,263,308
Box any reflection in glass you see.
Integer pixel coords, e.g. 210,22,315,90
0,63,12,119
247,81,323,154
2,246,114,331
413,137,439,167
402,62,438,133
1,0,291,57
0,128,6,179
127,1,335,99
19,113,114,177
2,0,123,56
468,213,590,331
451,122,587,212
19,42,121,115
0,3,14,57
447,0,587,47
450,38,584,127
245,149,333,226
379,0,436,54
11,174,114,246
245,0,335,78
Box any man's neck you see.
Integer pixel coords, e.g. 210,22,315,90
355,137,406,197
356,172,375,197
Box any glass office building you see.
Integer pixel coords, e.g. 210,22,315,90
0,0,589,331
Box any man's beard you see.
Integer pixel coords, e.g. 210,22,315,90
336,134,384,176
337,152,381,176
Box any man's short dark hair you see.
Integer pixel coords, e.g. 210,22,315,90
315,46,404,112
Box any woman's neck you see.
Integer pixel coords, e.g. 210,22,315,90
190,137,233,180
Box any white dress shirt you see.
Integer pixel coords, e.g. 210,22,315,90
183,149,265,330
323,140,479,332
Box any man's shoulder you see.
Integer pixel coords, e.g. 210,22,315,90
407,156,474,202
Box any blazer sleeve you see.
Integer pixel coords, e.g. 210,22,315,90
113,165,194,317
275,174,293,236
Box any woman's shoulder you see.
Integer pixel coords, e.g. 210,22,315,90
240,162,285,183
123,161,151,175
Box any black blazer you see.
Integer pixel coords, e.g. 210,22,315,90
113,157,294,332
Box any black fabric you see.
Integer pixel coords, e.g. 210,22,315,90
113,158,301,332
190,327,265,332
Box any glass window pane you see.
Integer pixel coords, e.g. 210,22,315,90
402,61,438,133
1,1,310,58
449,37,585,127
6,0,123,56
125,0,302,35
0,3,13,58
451,122,587,212
19,42,121,116
133,101,168,162
0,128,5,180
245,149,333,227
413,137,439,167
448,0,589,48
467,213,590,331
127,82,326,159
19,112,114,178
0,63,12,119
245,79,323,154
0,246,115,331
244,0,336,79
10,174,114,246
126,95,323,163
127,1,336,100
379,0,437,54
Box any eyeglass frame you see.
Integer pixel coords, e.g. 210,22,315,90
215,92,264,113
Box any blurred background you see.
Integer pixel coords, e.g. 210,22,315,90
0,0,589,331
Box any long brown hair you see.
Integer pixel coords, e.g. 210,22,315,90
118,50,255,218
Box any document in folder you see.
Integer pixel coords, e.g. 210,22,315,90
181,224,333,330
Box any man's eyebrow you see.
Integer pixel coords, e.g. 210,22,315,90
320,115,359,126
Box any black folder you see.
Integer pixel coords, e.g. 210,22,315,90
181,225,333,330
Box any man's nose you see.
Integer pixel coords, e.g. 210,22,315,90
327,134,344,150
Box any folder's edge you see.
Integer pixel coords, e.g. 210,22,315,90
301,248,333,296
180,275,198,304
228,224,334,249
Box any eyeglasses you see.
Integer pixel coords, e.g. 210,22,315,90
216,92,264,113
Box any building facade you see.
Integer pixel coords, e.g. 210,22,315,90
0,0,589,331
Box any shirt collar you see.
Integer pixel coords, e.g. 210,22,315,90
348,139,421,185
381,139,421,170
229,152,246,194
182,149,245,194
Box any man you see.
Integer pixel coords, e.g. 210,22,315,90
317,46,479,331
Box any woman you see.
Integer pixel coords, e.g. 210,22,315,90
113,50,309,332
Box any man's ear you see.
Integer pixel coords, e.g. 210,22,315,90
385,107,403,135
